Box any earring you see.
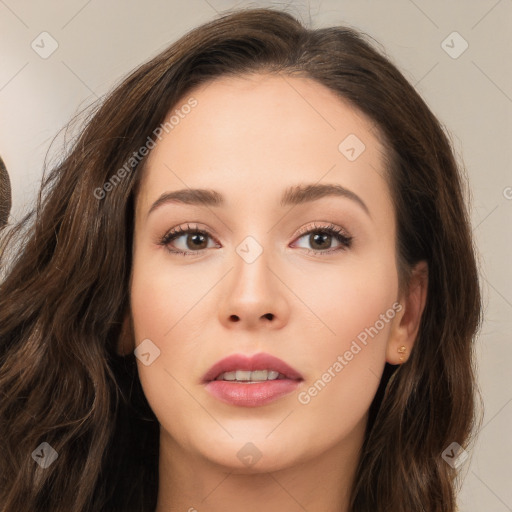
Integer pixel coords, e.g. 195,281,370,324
397,345,407,362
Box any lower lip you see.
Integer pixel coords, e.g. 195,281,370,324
204,379,301,407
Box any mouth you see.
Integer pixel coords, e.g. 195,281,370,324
202,352,304,407
213,369,290,382
202,352,303,383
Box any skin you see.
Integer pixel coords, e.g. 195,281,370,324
119,73,428,512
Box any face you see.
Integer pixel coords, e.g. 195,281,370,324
128,73,403,472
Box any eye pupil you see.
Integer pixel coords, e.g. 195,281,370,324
311,232,331,250
188,233,207,250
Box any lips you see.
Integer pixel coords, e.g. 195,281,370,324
202,353,304,407
201,352,303,383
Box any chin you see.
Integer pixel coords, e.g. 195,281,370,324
193,434,308,474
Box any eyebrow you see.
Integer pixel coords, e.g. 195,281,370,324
147,182,370,218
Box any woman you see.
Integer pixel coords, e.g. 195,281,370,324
0,7,482,512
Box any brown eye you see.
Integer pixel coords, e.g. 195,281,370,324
159,225,218,255
309,232,333,251
185,232,209,250
293,224,353,256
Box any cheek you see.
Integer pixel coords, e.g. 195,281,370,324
292,245,398,345
129,248,212,436
129,247,203,341
129,263,201,452
291,299,395,451
291,252,398,422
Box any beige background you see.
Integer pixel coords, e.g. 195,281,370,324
1,1,511,509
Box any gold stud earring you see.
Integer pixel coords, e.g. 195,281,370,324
397,345,407,362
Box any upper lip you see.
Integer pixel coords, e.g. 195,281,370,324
202,353,304,383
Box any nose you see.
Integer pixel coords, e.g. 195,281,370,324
217,244,290,331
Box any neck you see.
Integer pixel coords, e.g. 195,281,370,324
155,416,366,512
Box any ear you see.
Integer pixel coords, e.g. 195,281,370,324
116,311,135,356
386,260,428,365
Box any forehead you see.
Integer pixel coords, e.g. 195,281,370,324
137,72,390,214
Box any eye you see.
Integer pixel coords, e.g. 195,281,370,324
292,222,353,256
158,222,353,257
159,223,219,256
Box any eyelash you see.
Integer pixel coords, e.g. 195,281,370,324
158,222,353,257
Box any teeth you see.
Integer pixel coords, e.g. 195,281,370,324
251,370,268,380
216,370,284,382
236,370,252,381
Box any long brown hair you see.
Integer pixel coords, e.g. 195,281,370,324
0,7,482,511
